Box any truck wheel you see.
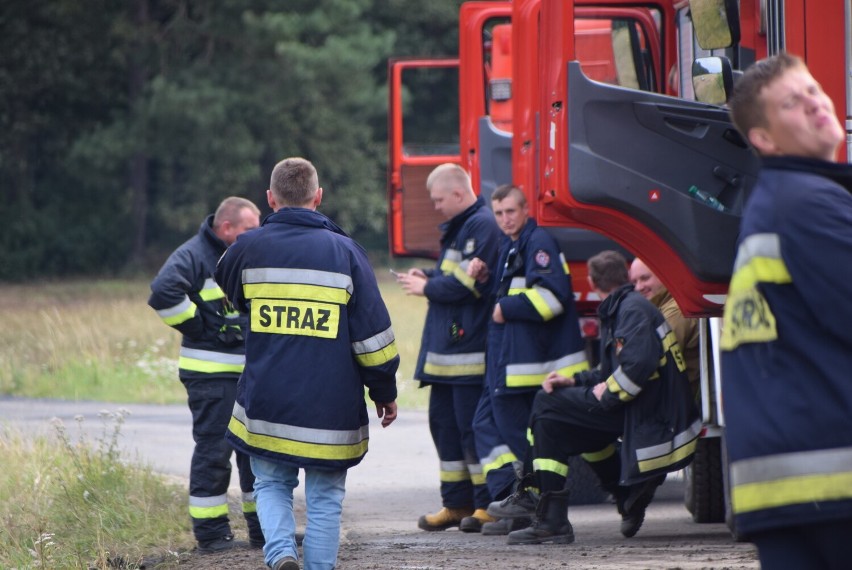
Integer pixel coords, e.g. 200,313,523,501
567,456,609,505
684,437,725,523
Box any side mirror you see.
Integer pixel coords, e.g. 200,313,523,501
689,0,740,50
692,56,733,105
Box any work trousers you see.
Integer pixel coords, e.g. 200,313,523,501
473,382,536,501
428,383,491,509
751,519,852,570
528,386,623,494
182,376,258,542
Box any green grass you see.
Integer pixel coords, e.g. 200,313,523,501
0,273,430,409
0,411,192,569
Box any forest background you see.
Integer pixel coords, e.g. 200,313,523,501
1,0,464,279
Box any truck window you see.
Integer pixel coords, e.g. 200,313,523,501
400,66,460,157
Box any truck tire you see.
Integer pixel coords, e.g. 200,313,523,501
567,456,609,505
684,436,725,523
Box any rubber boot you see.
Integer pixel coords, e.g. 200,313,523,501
417,507,474,531
506,489,574,545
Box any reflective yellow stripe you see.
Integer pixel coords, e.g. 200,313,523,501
229,417,368,461
199,278,226,301
482,444,518,475
352,327,398,367
636,419,701,472
533,458,569,477
605,365,641,402
244,282,351,305
157,296,198,326
721,233,788,350
242,501,257,514
582,444,616,463
440,250,480,297
423,351,485,377
251,299,340,338
189,494,229,520
471,472,486,485
730,447,852,514
508,284,564,321
560,253,570,275
506,351,589,388
178,348,245,374
440,460,471,483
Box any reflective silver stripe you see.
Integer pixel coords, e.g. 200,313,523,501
635,419,702,461
482,444,514,466
241,492,255,503
189,494,228,507
731,446,852,487
468,462,483,475
506,350,587,377
441,460,468,472
656,320,672,340
156,295,194,319
507,277,525,290
733,233,781,272
612,365,642,397
425,351,486,366
529,285,564,315
444,249,462,263
242,267,354,294
351,326,396,355
232,403,368,445
179,347,245,365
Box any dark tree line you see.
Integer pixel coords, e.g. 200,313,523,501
0,0,462,279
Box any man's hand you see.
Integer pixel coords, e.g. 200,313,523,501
593,382,607,401
492,302,505,324
375,401,398,428
396,269,427,296
542,371,575,393
467,257,490,283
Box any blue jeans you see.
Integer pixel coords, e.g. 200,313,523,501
251,457,347,570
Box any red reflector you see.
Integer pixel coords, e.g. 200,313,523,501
581,318,599,338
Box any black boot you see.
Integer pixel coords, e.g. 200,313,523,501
245,511,265,548
506,489,574,545
486,473,539,519
620,474,666,538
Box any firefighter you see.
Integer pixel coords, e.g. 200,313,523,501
148,196,263,553
491,250,699,544
466,184,589,535
215,157,399,570
721,53,852,569
395,163,501,532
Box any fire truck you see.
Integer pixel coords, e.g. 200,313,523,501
387,0,851,529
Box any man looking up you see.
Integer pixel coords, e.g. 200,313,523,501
721,53,852,569
396,163,501,532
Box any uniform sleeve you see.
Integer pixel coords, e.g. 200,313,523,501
599,302,661,410
423,215,501,305
499,235,573,323
348,247,400,404
214,241,249,314
781,185,852,341
148,248,209,340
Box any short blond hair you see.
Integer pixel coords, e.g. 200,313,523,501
213,196,260,229
270,157,319,207
426,163,473,195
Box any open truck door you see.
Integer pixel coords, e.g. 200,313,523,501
387,58,460,259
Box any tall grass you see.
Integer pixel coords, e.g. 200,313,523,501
0,410,192,569
0,273,430,409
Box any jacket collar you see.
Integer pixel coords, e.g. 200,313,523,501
598,282,636,320
199,214,228,254
262,207,350,237
440,195,487,243
762,155,852,194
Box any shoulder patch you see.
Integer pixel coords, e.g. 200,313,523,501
463,238,477,255
534,249,550,268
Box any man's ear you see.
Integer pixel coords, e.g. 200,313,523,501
266,189,278,211
748,127,776,156
313,187,323,208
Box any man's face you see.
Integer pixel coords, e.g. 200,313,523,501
222,208,260,245
492,194,529,240
629,258,665,301
750,66,844,161
430,184,463,220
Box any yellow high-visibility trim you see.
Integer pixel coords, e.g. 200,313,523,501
533,458,569,477
483,452,517,475
471,472,486,485
199,285,226,301
732,472,852,514
179,357,244,374
162,303,197,326
582,444,616,463
242,501,257,514
354,341,399,367
189,504,229,519
251,300,340,338
244,282,351,304
637,438,697,473
506,360,590,388
229,417,368,461
441,470,472,483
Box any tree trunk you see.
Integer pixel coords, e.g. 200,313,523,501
128,0,149,265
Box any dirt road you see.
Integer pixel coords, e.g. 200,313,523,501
0,398,759,569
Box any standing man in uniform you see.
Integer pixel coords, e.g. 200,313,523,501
216,157,399,570
395,163,501,532
466,184,589,535
629,258,699,395
148,196,263,553
721,53,852,569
